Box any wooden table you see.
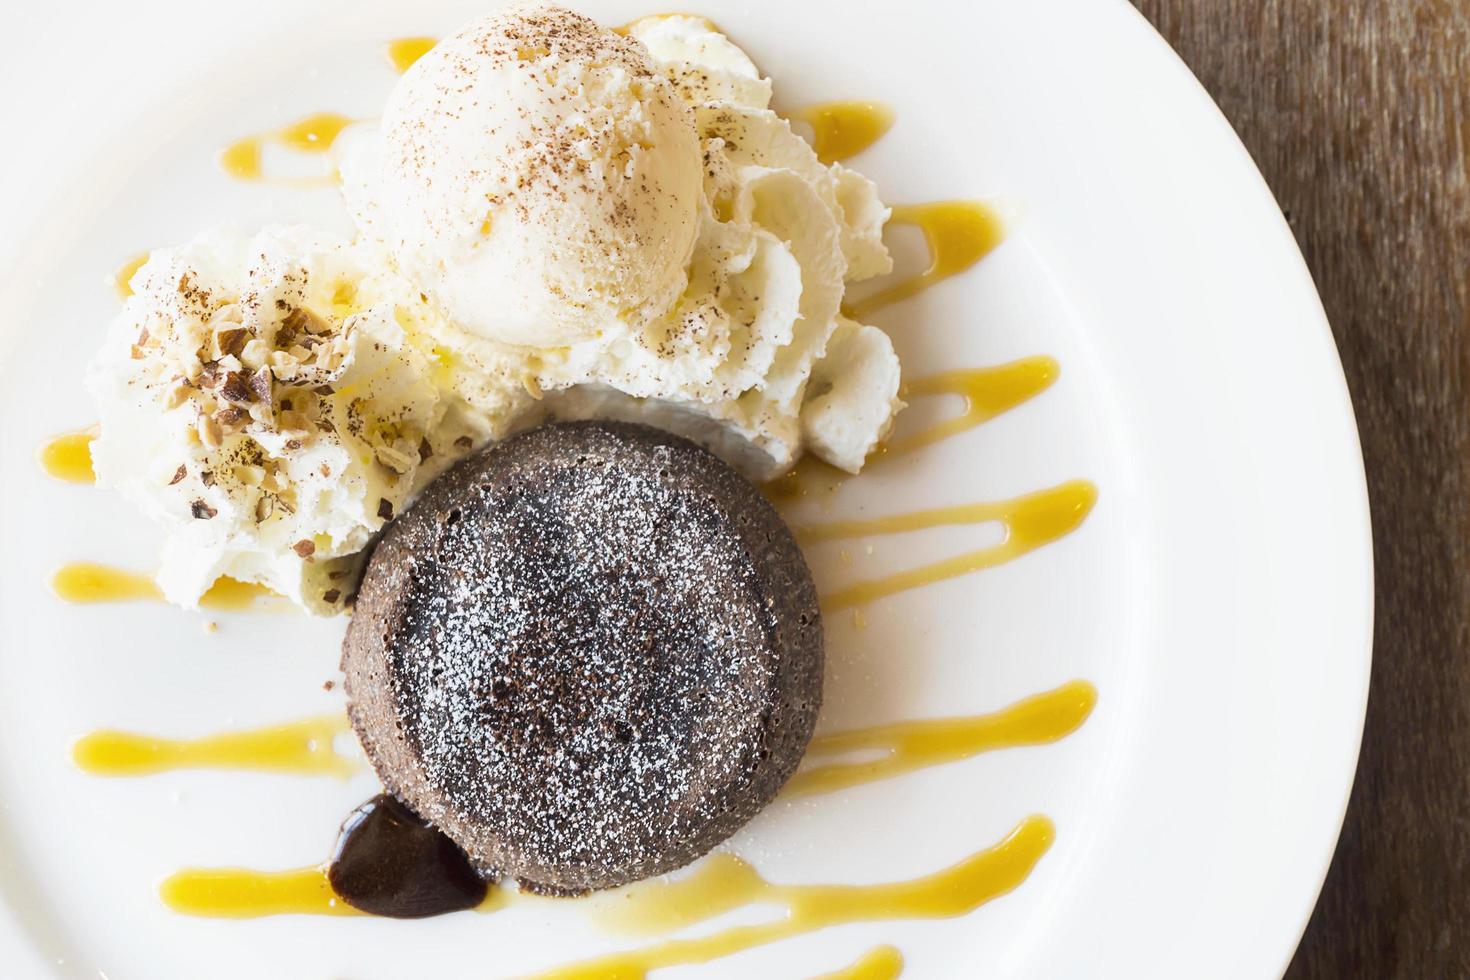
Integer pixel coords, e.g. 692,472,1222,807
1130,2,1469,975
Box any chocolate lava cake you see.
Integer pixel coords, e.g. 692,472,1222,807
341,421,823,894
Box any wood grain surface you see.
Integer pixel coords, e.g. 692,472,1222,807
1129,1,1470,976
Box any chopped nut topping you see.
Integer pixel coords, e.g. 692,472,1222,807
323,589,341,604
255,496,276,522
164,379,191,409
190,499,218,520
281,306,330,338
377,498,394,521
293,539,316,558
219,371,253,404
269,352,300,381
247,367,273,409
214,326,249,359
168,464,187,486
418,438,434,462
454,435,474,450
374,443,416,474
200,470,216,487
217,406,248,429
197,416,223,448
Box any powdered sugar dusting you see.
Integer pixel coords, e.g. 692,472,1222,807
343,421,822,893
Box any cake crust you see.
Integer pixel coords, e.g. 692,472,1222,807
342,421,823,893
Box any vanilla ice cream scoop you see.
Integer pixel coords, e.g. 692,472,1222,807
343,4,702,347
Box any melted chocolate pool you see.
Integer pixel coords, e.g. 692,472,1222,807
328,794,487,917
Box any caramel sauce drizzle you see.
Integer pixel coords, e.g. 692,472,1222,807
882,356,1059,458
161,866,359,919
109,252,150,301
84,34,1086,975
385,36,437,74
805,480,1097,612
218,112,356,183
218,138,264,181
794,101,895,164
788,680,1097,798
762,457,851,505
73,715,353,778
764,356,1060,507
845,201,1006,320
161,864,513,919
145,678,1088,923
38,428,96,484
537,816,1052,979
50,562,281,611
812,946,904,980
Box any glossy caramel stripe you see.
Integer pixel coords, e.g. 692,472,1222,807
795,101,895,164
881,356,1059,458
161,866,358,918
537,816,1054,978
73,715,353,778
804,480,1098,612
787,680,1097,798
218,112,356,182
50,562,280,611
385,36,437,74
38,429,96,484
810,946,905,980
109,253,149,301
846,201,1006,320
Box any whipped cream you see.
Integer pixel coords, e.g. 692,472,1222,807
86,228,488,613
344,7,903,479
88,7,905,615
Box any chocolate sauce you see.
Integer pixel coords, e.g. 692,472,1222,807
327,793,488,917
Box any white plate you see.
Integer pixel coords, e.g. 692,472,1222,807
0,1,1372,977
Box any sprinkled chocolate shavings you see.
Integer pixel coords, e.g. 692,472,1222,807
454,435,474,450
419,438,434,462
377,498,394,520
323,589,342,604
